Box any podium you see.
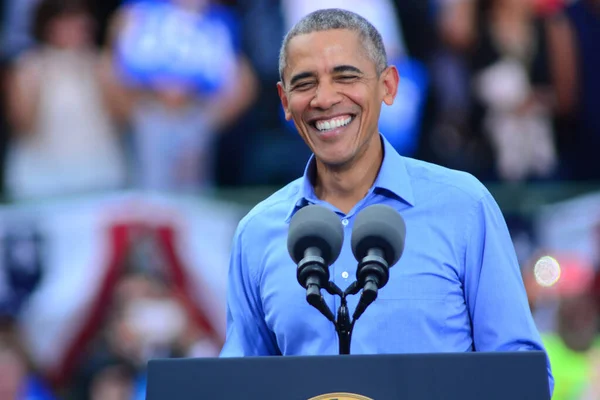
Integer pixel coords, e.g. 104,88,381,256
145,351,550,400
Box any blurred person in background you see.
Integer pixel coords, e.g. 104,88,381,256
215,0,294,187
468,0,559,182
524,252,600,400
545,0,600,181
73,271,220,399
108,272,220,363
544,292,600,399
74,354,137,400
106,0,258,193
87,358,137,400
427,0,491,177
429,0,585,183
0,318,55,400
4,0,129,202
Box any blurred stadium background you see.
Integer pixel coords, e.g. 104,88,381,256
0,0,599,399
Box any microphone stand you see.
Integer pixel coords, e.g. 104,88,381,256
317,280,378,355
301,252,389,355
323,282,351,354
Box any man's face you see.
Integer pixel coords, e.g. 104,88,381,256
278,29,398,168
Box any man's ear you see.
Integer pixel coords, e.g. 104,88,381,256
381,66,400,106
277,81,292,120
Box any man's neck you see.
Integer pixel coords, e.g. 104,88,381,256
314,135,383,214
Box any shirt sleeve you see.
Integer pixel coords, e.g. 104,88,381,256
463,191,554,396
219,224,280,357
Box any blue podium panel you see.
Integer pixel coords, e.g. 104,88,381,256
146,351,550,400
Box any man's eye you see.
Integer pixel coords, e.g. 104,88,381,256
293,82,314,91
337,75,358,82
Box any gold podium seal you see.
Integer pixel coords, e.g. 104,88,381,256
309,393,373,400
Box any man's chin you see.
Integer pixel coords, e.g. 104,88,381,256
314,152,355,170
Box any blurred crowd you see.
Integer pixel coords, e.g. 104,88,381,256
0,0,599,399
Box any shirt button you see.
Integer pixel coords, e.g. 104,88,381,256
342,219,349,226
342,271,349,279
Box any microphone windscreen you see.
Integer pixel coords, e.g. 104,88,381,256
351,204,406,267
287,205,344,265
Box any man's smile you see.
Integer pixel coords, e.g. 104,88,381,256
307,114,357,139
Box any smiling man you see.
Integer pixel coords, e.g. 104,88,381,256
220,8,553,394
276,23,395,215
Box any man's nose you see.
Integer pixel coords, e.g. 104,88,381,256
310,81,342,110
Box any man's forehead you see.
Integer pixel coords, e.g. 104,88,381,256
287,29,362,53
285,29,370,74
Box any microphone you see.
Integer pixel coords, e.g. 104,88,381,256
287,205,344,322
350,204,406,320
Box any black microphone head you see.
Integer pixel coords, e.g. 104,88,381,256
287,205,344,265
351,204,406,267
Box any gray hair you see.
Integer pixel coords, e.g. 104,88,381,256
278,8,388,84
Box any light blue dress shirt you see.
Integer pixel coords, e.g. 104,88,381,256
220,134,553,393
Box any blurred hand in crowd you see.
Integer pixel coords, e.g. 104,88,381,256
0,345,28,400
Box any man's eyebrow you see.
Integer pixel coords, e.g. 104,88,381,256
290,71,316,87
332,65,363,74
288,65,364,86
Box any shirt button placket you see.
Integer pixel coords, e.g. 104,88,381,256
341,218,350,281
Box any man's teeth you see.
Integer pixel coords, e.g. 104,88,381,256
315,116,353,131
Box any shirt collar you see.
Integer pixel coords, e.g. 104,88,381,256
285,134,415,222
